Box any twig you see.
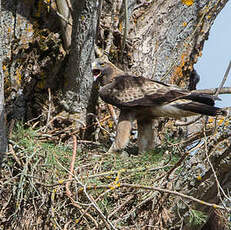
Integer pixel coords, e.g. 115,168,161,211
152,143,202,183
177,129,214,149
50,1,73,26
118,183,230,211
44,88,52,132
64,136,99,228
192,87,231,95
87,113,111,136
76,139,101,145
215,61,231,97
8,144,22,167
120,0,128,62
108,194,134,219
56,10,73,26
67,135,77,182
203,130,231,210
32,163,169,188
8,119,15,139
166,151,190,179
85,164,172,179
82,186,117,230
77,188,114,227
58,146,116,229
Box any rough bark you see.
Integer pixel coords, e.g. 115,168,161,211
128,0,228,84
62,0,98,126
101,0,228,86
169,129,231,229
2,0,65,122
56,0,73,50
0,40,7,166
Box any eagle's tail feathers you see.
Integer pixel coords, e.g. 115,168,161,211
175,102,227,116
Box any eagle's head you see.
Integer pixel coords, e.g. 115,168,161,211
92,57,124,85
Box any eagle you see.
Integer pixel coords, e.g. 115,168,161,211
92,57,226,153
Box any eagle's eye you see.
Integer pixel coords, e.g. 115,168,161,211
101,63,105,67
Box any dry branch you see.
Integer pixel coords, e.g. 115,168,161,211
193,87,231,95
215,61,231,97
64,135,99,228
119,183,230,211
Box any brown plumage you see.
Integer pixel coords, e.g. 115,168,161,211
92,57,226,153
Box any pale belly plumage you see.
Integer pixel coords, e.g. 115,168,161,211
149,104,197,119
134,101,198,120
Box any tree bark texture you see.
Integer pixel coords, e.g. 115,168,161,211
101,0,228,86
62,0,98,124
0,44,7,165
127,0,228,85
169,127,231,229
2,0,65,122
56,0,73,50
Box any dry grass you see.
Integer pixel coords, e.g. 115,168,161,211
1,121,230,230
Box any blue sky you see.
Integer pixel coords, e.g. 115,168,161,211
195,1,231,107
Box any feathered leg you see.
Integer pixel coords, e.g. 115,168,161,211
137,118,154,153
108,110,134,153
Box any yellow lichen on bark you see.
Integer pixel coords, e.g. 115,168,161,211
182,0,194,6
197,175,202,181
182,22,187,27
170,53,186,84
15,68,22,86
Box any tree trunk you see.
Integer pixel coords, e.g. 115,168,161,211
127,0,228,84
61,0,98,127
2,0,65,123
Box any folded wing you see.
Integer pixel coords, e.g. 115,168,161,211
99,74,225,116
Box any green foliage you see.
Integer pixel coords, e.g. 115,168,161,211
10,122,74,177
188,209,208,227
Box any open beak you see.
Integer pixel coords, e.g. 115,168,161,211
92,62,101,81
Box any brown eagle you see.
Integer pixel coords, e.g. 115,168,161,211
92,57,226,153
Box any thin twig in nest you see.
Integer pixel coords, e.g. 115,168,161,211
203,130,231,211
118,183,231,211
59,139,116,230
64,135,99,228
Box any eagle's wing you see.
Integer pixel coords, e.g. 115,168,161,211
99,75,191,108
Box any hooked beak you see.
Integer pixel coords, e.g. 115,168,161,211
92,62,102,81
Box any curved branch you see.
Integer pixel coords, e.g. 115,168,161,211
215,60,231,97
